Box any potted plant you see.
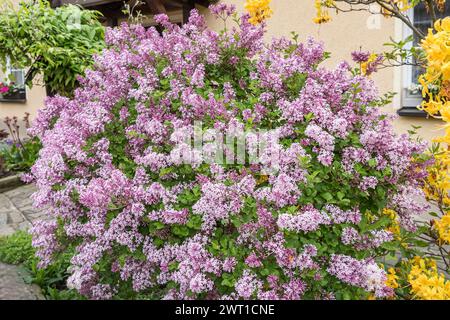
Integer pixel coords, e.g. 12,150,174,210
408,83,440,102
0,80,26,101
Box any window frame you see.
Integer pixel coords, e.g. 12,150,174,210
397,7,428,117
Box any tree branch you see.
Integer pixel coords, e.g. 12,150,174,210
425,0,437,26
330,0,426,39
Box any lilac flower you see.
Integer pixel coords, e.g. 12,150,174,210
277,208,327,233
327,254,366,287
327,254,392,298
360,176,378,191
191,64,205,88
223,82,236,103
235,270,262,299
369,230,394,248
90,284,116,300
209,3,236,18
283,279,306,300
341,227,360,245
304,124,335,166
29,220,59,268
223,257,237,273
351,50,370,63
245,252,263,268
324,205,361,224
390,184,429,231
149,208,189,225
364,54,383,76
189,273,214,294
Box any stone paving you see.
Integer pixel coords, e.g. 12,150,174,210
0,263,44,300
0,184,47,237
0,183,46,300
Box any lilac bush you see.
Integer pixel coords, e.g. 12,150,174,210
26,5,430,300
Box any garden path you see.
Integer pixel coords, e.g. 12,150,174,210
0,183,46,300
0,262,44,300
0,184,47,237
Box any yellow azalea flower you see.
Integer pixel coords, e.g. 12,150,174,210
387,224,401,236
257,174,269,185
400,241,409,249
422,150,450,206
245,0,273,25
313,15,331,24
360,53,378,76
435,0,446,12
408,257,450,300
380,0,411,16
420,17,450,116
365,211,377,223
313,0,332,24
434,214,450,244
383,208,397,220
386,268,399,289
382,208,401,238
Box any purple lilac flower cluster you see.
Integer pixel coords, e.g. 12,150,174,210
27,5,429,300
327,254,393,298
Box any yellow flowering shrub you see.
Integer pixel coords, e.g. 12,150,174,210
244,0,273,25
434,214,450,243
385,258,450,300
423,152,450,207
419,17,450,117
408,257,450,300
419,17,450,248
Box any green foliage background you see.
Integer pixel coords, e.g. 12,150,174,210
0,0,105,96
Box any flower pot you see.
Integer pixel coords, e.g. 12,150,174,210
0,89,26,102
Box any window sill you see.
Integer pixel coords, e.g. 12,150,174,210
0,90,26,103
397,107,428,117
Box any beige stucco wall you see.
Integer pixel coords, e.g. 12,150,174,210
0,79,47,138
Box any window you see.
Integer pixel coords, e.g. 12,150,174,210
398,3,450,116
8,68,25,88
6,57,25,88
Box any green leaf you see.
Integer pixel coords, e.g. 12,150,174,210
172,225,190,237
321,192,333,202
428,211,439,218
366,216,391,231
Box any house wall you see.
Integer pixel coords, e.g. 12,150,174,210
0,81,47,134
